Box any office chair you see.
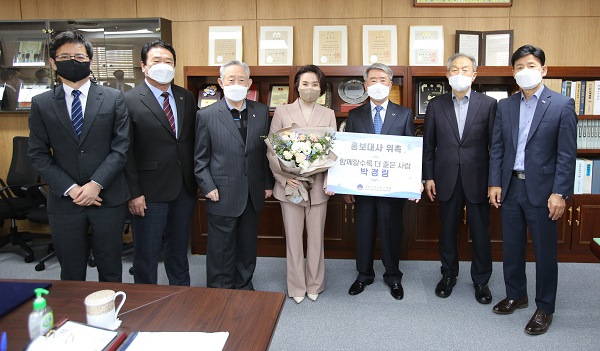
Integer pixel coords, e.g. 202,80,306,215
0,136,46,263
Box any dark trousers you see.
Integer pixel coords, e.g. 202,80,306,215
49,204,127,282
132,187,195,286
354,195,405,286
501,177,558,314
206,194,259,290
438,172,492,284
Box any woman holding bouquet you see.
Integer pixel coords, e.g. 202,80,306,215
270,65,337,303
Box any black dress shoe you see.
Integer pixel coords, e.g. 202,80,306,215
435,275,457,298
348,280,372,296
525,308,553,335
390,283,404,300
492,297,528,314
474,284,492,304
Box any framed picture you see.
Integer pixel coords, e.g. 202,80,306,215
259,26,293,66
416,81,446,117
414,0,511,6
409,26,444,66
482,30,513,66
481,84,512,101
455,30,482,66
13,41,46,67
208,26,243,66
313,26,347,66
268,85,290,110
362,25,397,66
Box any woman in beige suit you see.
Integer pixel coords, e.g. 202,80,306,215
270,65,337,303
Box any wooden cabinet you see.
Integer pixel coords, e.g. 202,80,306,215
185,65,600,263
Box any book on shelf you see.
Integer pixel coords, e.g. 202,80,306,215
581,158,593,194
574,158,585,195
574,81,581,114
585,81,594,115
594,81,600,115
591,159,600,194
578,80,586,115
542,78,563,94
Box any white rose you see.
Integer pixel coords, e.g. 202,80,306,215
281,134,290,142
312,143,323,151
299,160,310,170
295,153,306,163
291,142,302,152
325,136,331,141
282,150,293,160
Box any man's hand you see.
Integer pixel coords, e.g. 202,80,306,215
489,186,502,209
286,178,302,189
265,189,273,199
343,194,355,204
206,189,219,202
128,195,147,217
69,182,102,207
425,180,436,202
548,194,566,221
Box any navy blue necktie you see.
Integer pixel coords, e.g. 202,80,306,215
374,105,383,134
71,90,83,137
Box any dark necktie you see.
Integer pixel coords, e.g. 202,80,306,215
374,105,383,134
161,92,176,136
71,90,83,137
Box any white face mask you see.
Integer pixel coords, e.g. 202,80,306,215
146,63,175,84
514,68,542,90
223,84,248,102
448,74,473,92
298,88,321,103
367,83,390,101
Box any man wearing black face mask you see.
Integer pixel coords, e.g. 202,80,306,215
27,30,130,282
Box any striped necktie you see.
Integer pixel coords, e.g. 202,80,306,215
374,105,383,134
71,90,83,137
161,92,176,136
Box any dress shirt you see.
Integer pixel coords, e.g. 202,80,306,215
451,89,472,139
369,99,390,125
145,79,179,137
62,79,91,119
513,84,545,172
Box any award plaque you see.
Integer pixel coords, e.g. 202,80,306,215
197,84,222,109
316,82,333,109
417,81,446,117
269,85,289,110
338,79,368,104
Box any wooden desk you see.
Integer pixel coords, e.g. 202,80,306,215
0,280,285,351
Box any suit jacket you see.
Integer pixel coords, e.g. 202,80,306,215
345,101,414,142
124,82,197,202
195,98,275,217
270,99,337,206
422,90,497,203
27,81,130,214
489,86,577,207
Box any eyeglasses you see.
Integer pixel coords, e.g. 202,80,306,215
55,54,89,62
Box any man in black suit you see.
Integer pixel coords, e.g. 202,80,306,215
344,63,415,300
28,30,129,282
195,60,274,290
489,45,577,335
423,53,497,304
125,40,197,286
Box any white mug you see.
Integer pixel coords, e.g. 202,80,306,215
84,289,126,330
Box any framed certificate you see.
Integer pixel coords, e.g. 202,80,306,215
409,26,444,66
414,0,512,6
416,81,446,117
362,25,397,65
455,30,482,66
259,26,293,66
313,26,347,66
482,30,513,66
208,26,242,66
268,85,289,110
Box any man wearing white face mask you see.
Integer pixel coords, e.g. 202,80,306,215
195,60,274,290
124,40,198,286
344,63,415,300
423,53,498,304
489,45,577,335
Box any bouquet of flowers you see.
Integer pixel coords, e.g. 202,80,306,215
265,124,337,204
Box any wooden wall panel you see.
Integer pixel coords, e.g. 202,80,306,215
383,0,510,18
0,0,22,20
20,0,137,19
383,17,509,65
510,17,600,66
137,0,257,21
0,114,30,180
510,0,600,17
257,0,381,20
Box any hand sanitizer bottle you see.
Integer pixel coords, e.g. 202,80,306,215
28,288,54,340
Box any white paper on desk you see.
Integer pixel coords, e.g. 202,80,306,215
124,332,229,351
26,321,117,351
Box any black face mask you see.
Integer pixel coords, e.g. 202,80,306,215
54,59,91,83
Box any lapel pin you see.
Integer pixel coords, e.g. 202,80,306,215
252,114,256,118
392,113,396,116
542,100,546,104
179,97,183,100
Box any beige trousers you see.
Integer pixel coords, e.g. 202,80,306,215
280,201,327,297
